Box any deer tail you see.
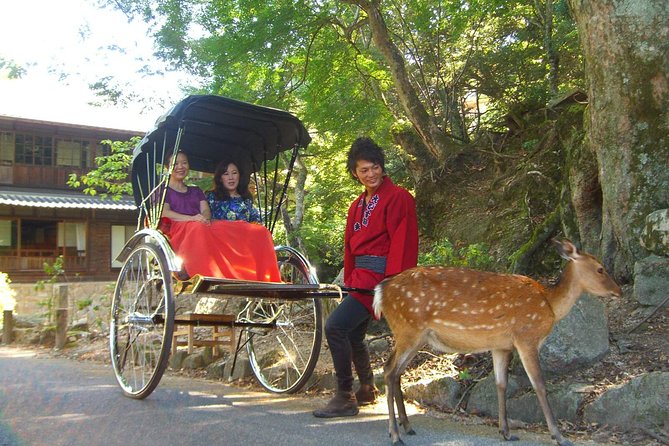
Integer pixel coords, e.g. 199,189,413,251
373,280,387,319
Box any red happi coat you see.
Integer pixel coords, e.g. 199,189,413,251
344,176,419,315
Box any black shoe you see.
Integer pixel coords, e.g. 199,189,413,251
355,383,379,406
313,391,359,418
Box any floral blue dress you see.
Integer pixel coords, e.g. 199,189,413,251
206,192,262,223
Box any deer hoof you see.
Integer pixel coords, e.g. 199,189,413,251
407,429,416,436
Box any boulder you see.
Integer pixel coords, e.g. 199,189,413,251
466,374,523,416
633,255,669,307
640,209,669,256
467,375,588,424
505,383,588,424
404,376,462,411
584,371,669,430
539,295,610,375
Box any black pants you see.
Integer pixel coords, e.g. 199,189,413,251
324,294,374,393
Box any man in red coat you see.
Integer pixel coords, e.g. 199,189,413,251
313,137,419,418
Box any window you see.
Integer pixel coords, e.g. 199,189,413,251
0,132,15,164
0,219,88,258
111,225,135,267
0,219,17,255
20,219,58,256
15,133,53,165
57,222,87,256
56,139,92,168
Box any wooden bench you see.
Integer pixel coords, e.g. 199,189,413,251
172,313,237,357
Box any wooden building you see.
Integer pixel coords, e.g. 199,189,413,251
0,115,142,283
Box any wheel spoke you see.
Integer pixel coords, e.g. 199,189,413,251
245,247,322,393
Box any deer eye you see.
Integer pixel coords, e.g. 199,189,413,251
597,267,604,274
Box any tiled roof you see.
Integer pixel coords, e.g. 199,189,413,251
0,189,136,210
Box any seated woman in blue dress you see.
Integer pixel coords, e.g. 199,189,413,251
206,159,261,223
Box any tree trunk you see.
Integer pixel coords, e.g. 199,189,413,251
343,0,461,162
568,0,669,281
280,154,308,254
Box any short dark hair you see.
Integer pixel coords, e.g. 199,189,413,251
346,137,385,180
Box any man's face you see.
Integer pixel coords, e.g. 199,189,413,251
353,160,384,192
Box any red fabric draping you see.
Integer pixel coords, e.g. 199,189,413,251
164,219,281,282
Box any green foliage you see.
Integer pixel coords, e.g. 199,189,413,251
0,58,26,79
458,368,473,381
76,298,93,311
67,138,138,200
419,238,494,270
100,0,587,277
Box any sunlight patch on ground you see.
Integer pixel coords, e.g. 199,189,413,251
0,347,37,358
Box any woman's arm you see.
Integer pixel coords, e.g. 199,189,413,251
162,202,210,224
200,200,212,220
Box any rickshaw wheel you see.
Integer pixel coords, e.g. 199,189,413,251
110,242,174,399
244,247,322,393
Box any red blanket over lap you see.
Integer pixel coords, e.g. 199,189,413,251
165,219,281,282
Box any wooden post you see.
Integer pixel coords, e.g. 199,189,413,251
2,310,13,344
54,284,68,349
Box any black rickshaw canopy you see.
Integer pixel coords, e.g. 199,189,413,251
130,95,311,232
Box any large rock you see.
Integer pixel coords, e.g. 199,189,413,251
505,383,588,424
404,376,462,411
584,371,669,430
633,255,669,307
467,374,588,424
640,209,669,256
539,295,610,375
466,374,523,416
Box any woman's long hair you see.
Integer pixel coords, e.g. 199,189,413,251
211,159,253,200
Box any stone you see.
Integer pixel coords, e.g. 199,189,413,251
207,356,253,381
466,373,523,417
640,209,669,256
182,352,206,369
506,383,587,424
584,371,669,430
367,337,390,354
633,255,669,307
404,376,462,411
466,375,587,424
169,350,188,369
539,295,610,375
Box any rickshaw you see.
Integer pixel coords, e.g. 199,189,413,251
110,95,346,399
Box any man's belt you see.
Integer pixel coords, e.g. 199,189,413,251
355,255,387,275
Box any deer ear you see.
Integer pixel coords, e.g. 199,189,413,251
553,239,580,261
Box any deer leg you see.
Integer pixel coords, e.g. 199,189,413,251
516,346,573,446
393,341,423,437
384,351,404,445
492,349,518,441
385,337,423,445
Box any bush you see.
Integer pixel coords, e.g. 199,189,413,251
419,238,494,270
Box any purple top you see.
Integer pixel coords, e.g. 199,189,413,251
165,186,206,216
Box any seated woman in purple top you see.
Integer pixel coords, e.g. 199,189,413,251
162,152,211,224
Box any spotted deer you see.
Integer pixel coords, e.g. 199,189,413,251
373,239,621,446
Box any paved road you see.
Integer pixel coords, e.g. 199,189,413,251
0,346,559,446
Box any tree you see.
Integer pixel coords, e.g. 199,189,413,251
567,0,669,280
100,0,587,274
67,138,137,200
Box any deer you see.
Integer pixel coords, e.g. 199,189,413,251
373,239,621,446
